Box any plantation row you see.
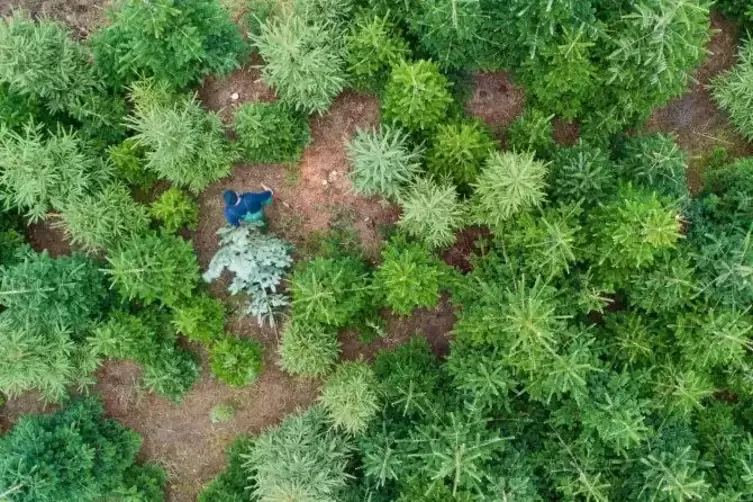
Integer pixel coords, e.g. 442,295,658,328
2,0,753,500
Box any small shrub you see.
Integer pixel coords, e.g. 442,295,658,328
244,407,351,502
209,337,264,387
398,178,465,249
233,102,311,164
617,133,688,199
106,232,200,307
471,150,548,227
506,108,556,157
91,0,247,89
278,321,340,377
290,256,371,328
58,182,150,251
150,187,199,233
346,125,422,200
426,120,496,189
108,138,158,190
127,79,234,193
253,16,346,114
547,141,615,206
712,37,753,140
0,123,108,221
210,404,236,424
0,397,164,502
203,225,293,326
141,346,201,402
374,237,447,316
382,60,453,133
171,293,226,345
319,361,379,434
345,13,409,92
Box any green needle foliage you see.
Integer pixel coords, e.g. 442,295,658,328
346,125,423,200
150,187,199,234
0,123,109,222
253,15,346,115
171,292,226,345
278,321,340,377
471,150,548,227
209,336,264,387
713,38,753,141
58,182,150,251
106,232,200,308
0,397,166,502
345,13,410,93
0,13,96,115
203,225,293,326
127,79,234,193
617,133,688,200
382,60,453,134
319,361,380,434
233,102,311,164
397,177,465,249
290,256,371,328
407,0,488,69
589,184,682,272
0,251,108,402
244,406,352,502
90,309,201,402
374,236,448,316
426,120,496,189
91,0,247,89
547,141,616,206
108,138,157,191
506,108,556,158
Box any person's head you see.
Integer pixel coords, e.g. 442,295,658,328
223,190,238,206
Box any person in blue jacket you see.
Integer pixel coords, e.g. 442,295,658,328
223,187,274,227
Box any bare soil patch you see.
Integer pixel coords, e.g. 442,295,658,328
0,0,109,37
26,220,71,257
466,72,525,128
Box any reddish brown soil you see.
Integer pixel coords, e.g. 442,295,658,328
466,72,525,128
0,0,109,36
646,12,753,191
196,85,399,263
26,220,71,257
198,63,277,122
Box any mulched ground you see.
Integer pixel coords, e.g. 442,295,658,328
1,5,750,502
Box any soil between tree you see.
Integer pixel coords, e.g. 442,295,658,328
0,5,749,502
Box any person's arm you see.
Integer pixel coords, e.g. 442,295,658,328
224,208,241,227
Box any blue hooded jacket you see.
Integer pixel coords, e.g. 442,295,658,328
223,190,273,227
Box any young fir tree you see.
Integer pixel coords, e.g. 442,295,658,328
0,397,166,502
91,0,247,89
127,79,234,193
0,123,109,222
203,225,293,326
106,231,200,308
